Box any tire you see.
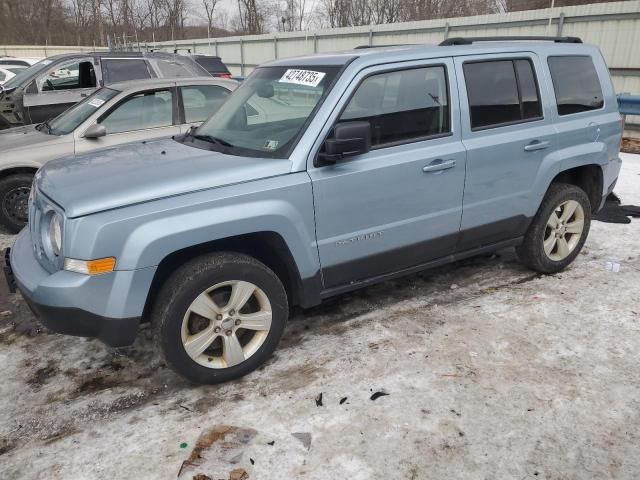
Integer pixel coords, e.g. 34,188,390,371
516,183,591,274
0,173,33,233
152,252,288,384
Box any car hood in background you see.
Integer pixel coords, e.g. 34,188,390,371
37,138,293,218
0,125,70,151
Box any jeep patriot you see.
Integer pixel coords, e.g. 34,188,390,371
6,37,623,383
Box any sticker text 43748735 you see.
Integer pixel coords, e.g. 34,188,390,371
279,69,326,87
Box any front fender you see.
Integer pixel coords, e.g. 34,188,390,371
65,172,320,281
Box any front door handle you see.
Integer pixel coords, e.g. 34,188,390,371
423,159,456,173
524,140,549,152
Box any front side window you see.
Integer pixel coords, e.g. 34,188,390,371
548,56,604,115
181,85,230,123
193,65,341,158
99,90,173,134
47,88,119,135
40,60,96,92
101,59,151,84
339,65,450,146
464,58,542,130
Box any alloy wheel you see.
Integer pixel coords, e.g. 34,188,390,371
181,280,272,369
543,199,585,261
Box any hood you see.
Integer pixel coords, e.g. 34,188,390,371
37,138,293,218
0,125,66,150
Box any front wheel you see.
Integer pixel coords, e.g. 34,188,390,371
0,173,33,233
152,252,288,384
516,183,591,274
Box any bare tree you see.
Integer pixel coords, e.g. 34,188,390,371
236,0,264,34
201,0,218,39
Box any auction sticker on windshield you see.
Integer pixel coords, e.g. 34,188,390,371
88,98,105,108
279,69,325,87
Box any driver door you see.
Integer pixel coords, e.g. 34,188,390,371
23,57,99,124
74,88,181,154
308,59,467,288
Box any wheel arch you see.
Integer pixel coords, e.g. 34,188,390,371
142,231,319,321
0,166,38,182
549,164,603,213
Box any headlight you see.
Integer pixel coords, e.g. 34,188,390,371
48,213,62,257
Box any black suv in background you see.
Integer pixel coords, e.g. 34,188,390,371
191,55,232,78
0,52,209,129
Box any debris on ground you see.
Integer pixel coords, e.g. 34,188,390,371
315,392,323,407
606,261,621,273
229,468,249,480
291,432,312,450
594,192,640,224
192,474,212,480
370,390,390,401
339,397,348,405
178,426,257,477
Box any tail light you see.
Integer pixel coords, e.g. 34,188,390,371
218,73,232,79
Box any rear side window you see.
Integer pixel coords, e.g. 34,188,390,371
101,59,151,84
181,85,230,123
547,56,604,115
340,65,450,147
463,59,542,130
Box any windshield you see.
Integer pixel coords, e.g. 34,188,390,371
193,65,341,158
47,88,119,135
3,58,54,89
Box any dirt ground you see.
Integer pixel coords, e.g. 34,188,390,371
1,154,639,480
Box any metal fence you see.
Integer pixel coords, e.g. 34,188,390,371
150,0,640,125
1,0,639,124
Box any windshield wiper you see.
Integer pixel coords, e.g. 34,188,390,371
193,134,233,148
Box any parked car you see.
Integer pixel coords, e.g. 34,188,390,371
6,37,623,384
0,57,41,67
0,77,235,232
0,52,210,130
0,66,27,85
190,55,233,78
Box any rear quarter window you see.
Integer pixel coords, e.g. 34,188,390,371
547,56,604,115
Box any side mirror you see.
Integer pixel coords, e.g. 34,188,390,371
84,123,106,139
318,121,371,165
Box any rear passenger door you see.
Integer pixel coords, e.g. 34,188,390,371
309,59,466,288
454,53,556,251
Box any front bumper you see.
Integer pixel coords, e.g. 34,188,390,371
5,229,155,347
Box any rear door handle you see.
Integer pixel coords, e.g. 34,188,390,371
423,159,456,173
524,140,549,152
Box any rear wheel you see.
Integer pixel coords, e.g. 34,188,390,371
152,252,288,384
516,183,591,273
0,173,33,233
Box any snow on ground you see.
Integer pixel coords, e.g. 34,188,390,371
1,155,639,480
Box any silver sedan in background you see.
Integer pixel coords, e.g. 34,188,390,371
0,76,236,232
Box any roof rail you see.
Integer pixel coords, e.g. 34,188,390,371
439,36,582,46
354,44,416,49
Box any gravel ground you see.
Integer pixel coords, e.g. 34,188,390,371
1,154,639,480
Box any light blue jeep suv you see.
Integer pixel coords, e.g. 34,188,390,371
6,37,623,383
